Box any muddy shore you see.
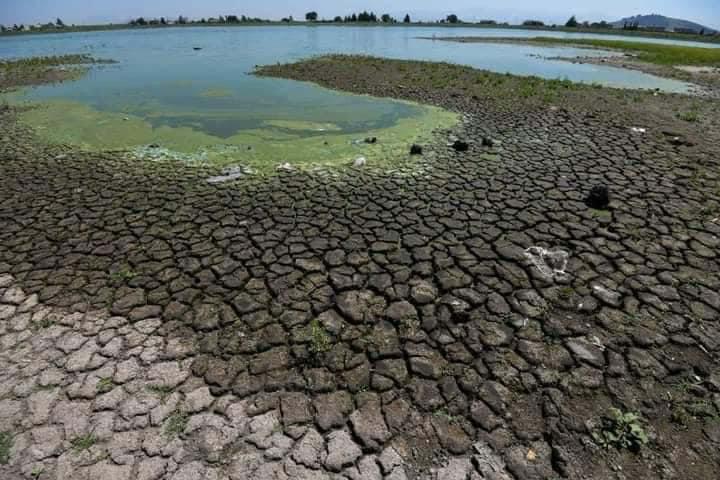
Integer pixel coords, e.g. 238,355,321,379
420,36,720,94
1,55,720,479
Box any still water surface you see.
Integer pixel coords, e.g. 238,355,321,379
0,26,702,143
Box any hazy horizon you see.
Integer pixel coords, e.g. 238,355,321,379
1,1,718,30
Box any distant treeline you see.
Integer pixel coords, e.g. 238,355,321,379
2,14,718,41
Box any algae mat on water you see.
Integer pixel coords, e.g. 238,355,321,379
15,96,458,173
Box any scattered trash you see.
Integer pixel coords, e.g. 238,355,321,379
410,144,423,155
630,127,646,134
526,449,537,461
585,185,610,210
452,140,469,152
277,163,294,171
206,166,245,184
353,156,366,167
589,335,605,350
524,246,569,279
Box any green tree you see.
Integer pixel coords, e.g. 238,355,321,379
305,11,318,21
565,16,578,27
55,18,64,27
381,14,392,23
333,16,342,22
446,14,459,24
403,14,411,23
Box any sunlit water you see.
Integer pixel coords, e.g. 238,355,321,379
0,26,704,151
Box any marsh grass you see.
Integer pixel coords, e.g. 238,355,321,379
257,55,586,107
0,54,115,91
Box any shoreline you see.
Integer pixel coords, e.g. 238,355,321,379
419,36,720,96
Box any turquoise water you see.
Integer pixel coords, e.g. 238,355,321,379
0,26,700,139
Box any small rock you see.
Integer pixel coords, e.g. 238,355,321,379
585,185,610,210
324,430,362,472
410,144,423,155
452,140,469,152
364,137,377,144
481,137,494,147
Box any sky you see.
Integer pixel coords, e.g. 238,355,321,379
1,0,718,30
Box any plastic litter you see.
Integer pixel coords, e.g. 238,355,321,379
523,246,569,279
276,163,294,171
206,166,245,184
353,156,366,167
630,127,646,134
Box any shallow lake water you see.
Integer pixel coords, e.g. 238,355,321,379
0,26,707,166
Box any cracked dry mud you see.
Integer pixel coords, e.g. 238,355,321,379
1,56,720,480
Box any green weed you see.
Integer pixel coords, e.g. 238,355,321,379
309,319,332,355
592,408,649,452
0,431,13,465
70,433,96,452
164,411,188,438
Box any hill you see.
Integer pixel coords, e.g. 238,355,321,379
611,14,716,34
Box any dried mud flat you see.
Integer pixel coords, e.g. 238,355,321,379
1,55,720,480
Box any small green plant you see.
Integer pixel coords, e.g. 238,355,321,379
0,431,13,465
556,286,575,301
148,385,174,402
164,411,188,438
70,433,96,452
433,407,459,424
110,266,137,283
96,377,113,393
592,408,649,452
677,110,699,122
309,319,331,355
31,465,44,478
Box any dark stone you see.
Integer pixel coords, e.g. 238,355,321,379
364,137,377,144
481,137,494,147
452,140,469,152
410,144,423,155
585,185,610,209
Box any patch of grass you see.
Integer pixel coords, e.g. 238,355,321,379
556,286,575,301
96,377,114,393
0,431,13,465
308,319,331,355
31,465,44,478
164,411,188,438
70,433,96,452
110,266,137,283
147,385,174,402
433,407,459,424
592,408,649,452
677,110,700,122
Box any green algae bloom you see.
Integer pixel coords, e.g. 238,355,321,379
13,95,458,173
